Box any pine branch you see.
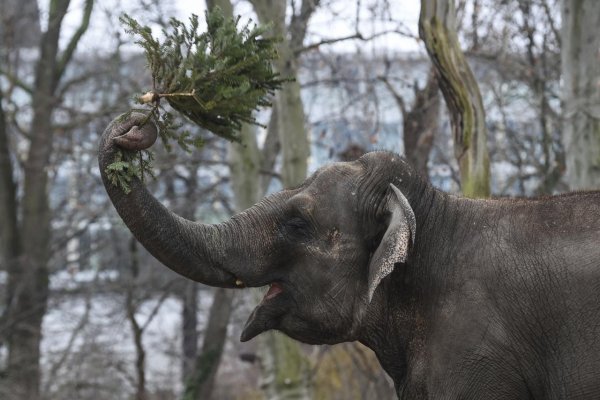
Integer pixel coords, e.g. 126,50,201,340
106,7,288,193
121,7,287,141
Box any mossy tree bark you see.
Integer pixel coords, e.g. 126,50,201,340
561,0,600,189
247,1,319,399
250,0,314,188
183,122,262,400
185,1,316,397
419,0,490,197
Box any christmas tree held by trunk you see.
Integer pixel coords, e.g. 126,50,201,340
106,7,288,193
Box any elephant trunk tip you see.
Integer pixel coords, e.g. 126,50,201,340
101,112,158,153
111,114,158,151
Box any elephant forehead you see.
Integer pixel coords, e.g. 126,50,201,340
296,164,363,222
286,161,364,214
308,162,363,194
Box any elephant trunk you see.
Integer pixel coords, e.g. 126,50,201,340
98,113,246,288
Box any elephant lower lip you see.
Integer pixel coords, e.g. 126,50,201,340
240,283,286,342
264,282,283,301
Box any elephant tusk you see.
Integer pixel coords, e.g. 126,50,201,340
235,279,244,287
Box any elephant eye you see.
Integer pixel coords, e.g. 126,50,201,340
283,216,312,240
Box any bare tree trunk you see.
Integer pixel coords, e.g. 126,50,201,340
184,1,314,397
2,1,93,397
403,70,440,178
561,0,600,189
0,89,20,315
0,90,19,278
183,122,261,400
260,104,281,194
259,333,312,400
380,67,440,178
168,164,201,386
248,1,317,398
229,124,262,209
0,0,41,48
125,238,147,400
181,280,198,382
124,238,172,400
0,84,21,397
5,0,66,394
182,2,264,399
419,0,490,197
183,288,235,400
250,0,314,187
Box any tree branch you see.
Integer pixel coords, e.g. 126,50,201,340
297,28,416,55
49,213,101,256
55,0,94,82
377,75,407,118
0,68,33,95
42,291,92,393
298,33,364,54
540,0,561,47
259,104,281,194
290,0,320,51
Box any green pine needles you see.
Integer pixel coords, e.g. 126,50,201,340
106,7,287,193
105,147,155,194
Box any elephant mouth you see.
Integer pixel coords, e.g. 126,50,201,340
264,282,284,300
240,282,287,342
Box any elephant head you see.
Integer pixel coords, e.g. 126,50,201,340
99,114,419,345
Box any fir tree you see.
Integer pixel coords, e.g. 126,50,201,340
107,7,287,193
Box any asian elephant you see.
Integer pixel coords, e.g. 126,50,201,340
99,113,600,399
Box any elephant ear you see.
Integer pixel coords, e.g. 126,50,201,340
367,184,416,302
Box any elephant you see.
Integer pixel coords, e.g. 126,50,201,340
99,113,600,399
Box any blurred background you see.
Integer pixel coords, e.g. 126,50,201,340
1,0,597,399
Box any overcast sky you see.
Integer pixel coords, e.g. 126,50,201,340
41,0,423,56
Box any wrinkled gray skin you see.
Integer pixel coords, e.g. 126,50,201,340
99,114,600,399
